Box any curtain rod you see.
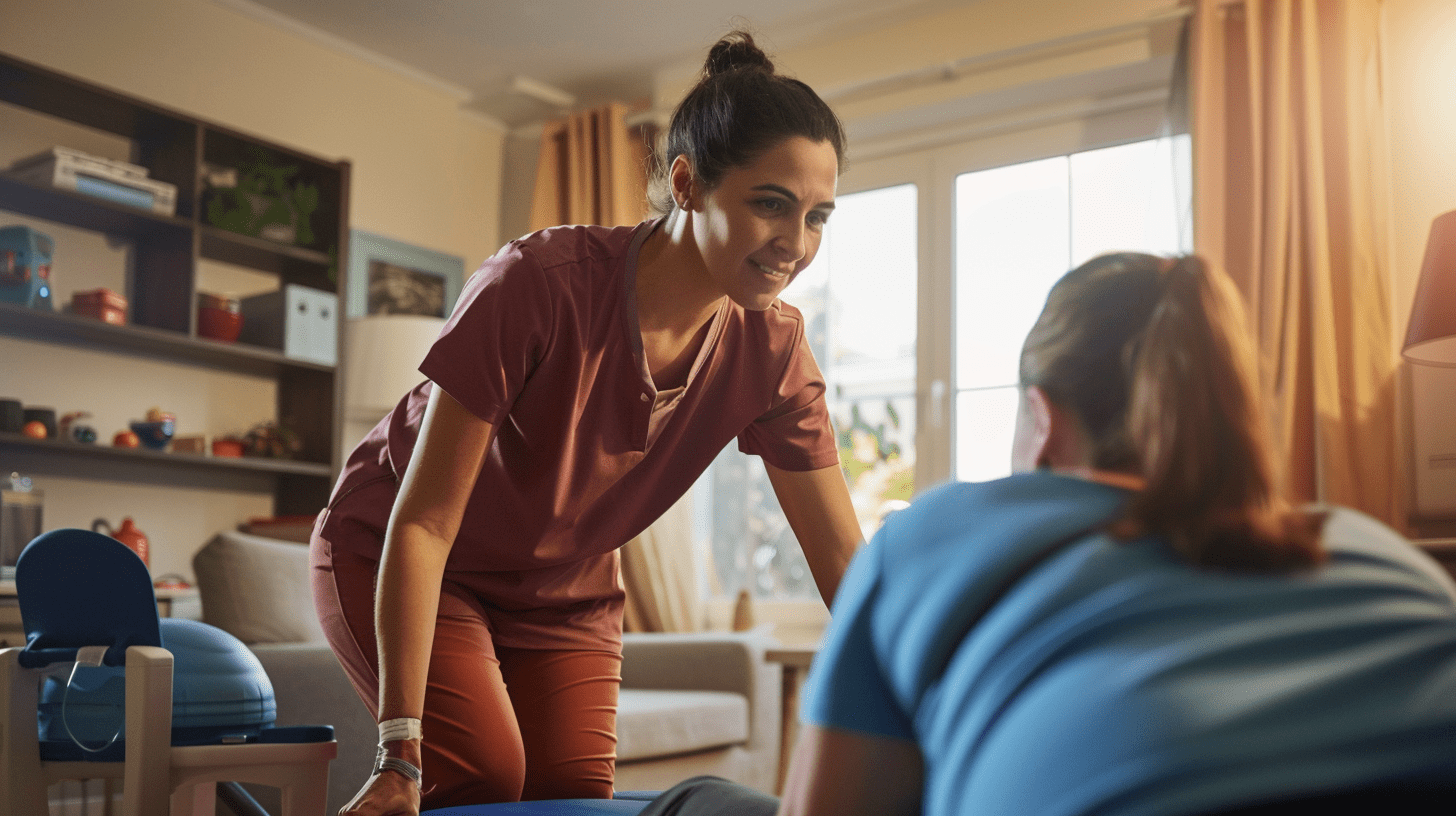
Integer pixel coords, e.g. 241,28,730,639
622,5,1193,130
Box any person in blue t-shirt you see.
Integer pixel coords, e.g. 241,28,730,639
640,252,1456,816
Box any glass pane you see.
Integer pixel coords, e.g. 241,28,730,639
1070,134,1192,265
954,157,1071,391
699,183,919,599
955,386,1020,482
951,136,1192,484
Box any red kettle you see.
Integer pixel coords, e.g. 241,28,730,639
92,517,149,568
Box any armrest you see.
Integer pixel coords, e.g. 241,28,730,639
619,631,784,785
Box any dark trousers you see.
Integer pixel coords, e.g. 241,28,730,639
639,777,778,816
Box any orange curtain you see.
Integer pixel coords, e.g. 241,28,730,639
529,102,650,231
1190,0,1403,527
529,103,694,630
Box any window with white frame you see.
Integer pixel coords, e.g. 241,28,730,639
694,88,1191,603
697,183,919,600
954,135,1191,481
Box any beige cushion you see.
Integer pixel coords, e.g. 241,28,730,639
615,688,749,762
193,530,326,645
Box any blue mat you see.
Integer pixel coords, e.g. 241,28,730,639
422,792,658,816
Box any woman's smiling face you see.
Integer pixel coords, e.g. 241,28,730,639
688,136,839,311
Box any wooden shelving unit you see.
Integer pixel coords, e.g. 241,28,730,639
0,51,350,516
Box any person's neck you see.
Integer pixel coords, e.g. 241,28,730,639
636,211,725,336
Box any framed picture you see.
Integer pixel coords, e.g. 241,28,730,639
346,230,466,318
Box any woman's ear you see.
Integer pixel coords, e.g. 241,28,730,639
1012,386,1090,472
669,155,696,211
1011,386,1054,473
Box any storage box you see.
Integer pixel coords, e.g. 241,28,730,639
10,147,177,216
239,285,337,365
71,288,128,325
0,225,54,310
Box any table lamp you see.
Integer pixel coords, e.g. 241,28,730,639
343,314,448,421
1404,209,1456,367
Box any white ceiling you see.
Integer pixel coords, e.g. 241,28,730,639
222,0,990,126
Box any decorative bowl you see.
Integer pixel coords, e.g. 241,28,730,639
129,419,175,450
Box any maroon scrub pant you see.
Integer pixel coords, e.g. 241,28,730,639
311,538,622,808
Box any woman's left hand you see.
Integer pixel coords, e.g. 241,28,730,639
338,768,421,816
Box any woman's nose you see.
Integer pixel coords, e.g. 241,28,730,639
774,220,807,263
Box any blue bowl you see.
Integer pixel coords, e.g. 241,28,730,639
129,419,175,450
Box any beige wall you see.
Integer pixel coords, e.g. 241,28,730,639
0,0,504,579
1384,0,1456,530
1384,0,1456,322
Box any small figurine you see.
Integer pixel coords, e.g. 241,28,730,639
58,411,98,444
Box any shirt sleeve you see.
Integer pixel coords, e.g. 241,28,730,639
800,532,917,740
736,318,840,471
419,240,555,427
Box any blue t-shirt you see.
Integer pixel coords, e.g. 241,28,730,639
803,472,1456,816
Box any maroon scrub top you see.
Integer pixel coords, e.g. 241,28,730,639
318,219,839,649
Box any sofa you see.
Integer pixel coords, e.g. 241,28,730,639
191,531,782,813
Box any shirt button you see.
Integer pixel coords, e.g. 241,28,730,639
640,393,651,403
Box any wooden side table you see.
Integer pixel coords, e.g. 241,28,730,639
0,580,199,648
764,643,819,794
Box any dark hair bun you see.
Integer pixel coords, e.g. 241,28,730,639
704,31,774,77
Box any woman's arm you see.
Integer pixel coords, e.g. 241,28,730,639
341,386,494,815
778,724,923,816
764,462,861,605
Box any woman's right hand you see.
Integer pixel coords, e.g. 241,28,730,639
339,766,421,816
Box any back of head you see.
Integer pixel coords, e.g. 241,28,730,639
1019,253,1324,571
649,31,845,214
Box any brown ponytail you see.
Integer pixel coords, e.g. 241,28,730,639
1020,253,1324,571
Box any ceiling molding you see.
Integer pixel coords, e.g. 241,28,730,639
212,0,474,102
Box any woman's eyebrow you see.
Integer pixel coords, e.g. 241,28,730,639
751,183,836,210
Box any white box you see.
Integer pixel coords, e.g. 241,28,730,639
239,285,338,366
9,147,177,216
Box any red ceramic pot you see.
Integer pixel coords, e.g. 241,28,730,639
197,293,243,342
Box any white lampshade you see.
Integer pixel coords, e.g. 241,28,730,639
1404,209,1456,367
344,315,447,419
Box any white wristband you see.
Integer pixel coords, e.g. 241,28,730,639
378,717,422,742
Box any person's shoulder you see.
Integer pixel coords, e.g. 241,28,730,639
1319,505,1456,591
507,222,640,271
873,472,1129,558
887,472,1125,524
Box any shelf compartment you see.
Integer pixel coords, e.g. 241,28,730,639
0,301,333,378
0,54,197,155
0,175,192,238
199,225,334,289
0,433,330,496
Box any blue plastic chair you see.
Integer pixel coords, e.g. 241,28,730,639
0,529,337,816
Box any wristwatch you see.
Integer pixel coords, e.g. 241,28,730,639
373,747,423,787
